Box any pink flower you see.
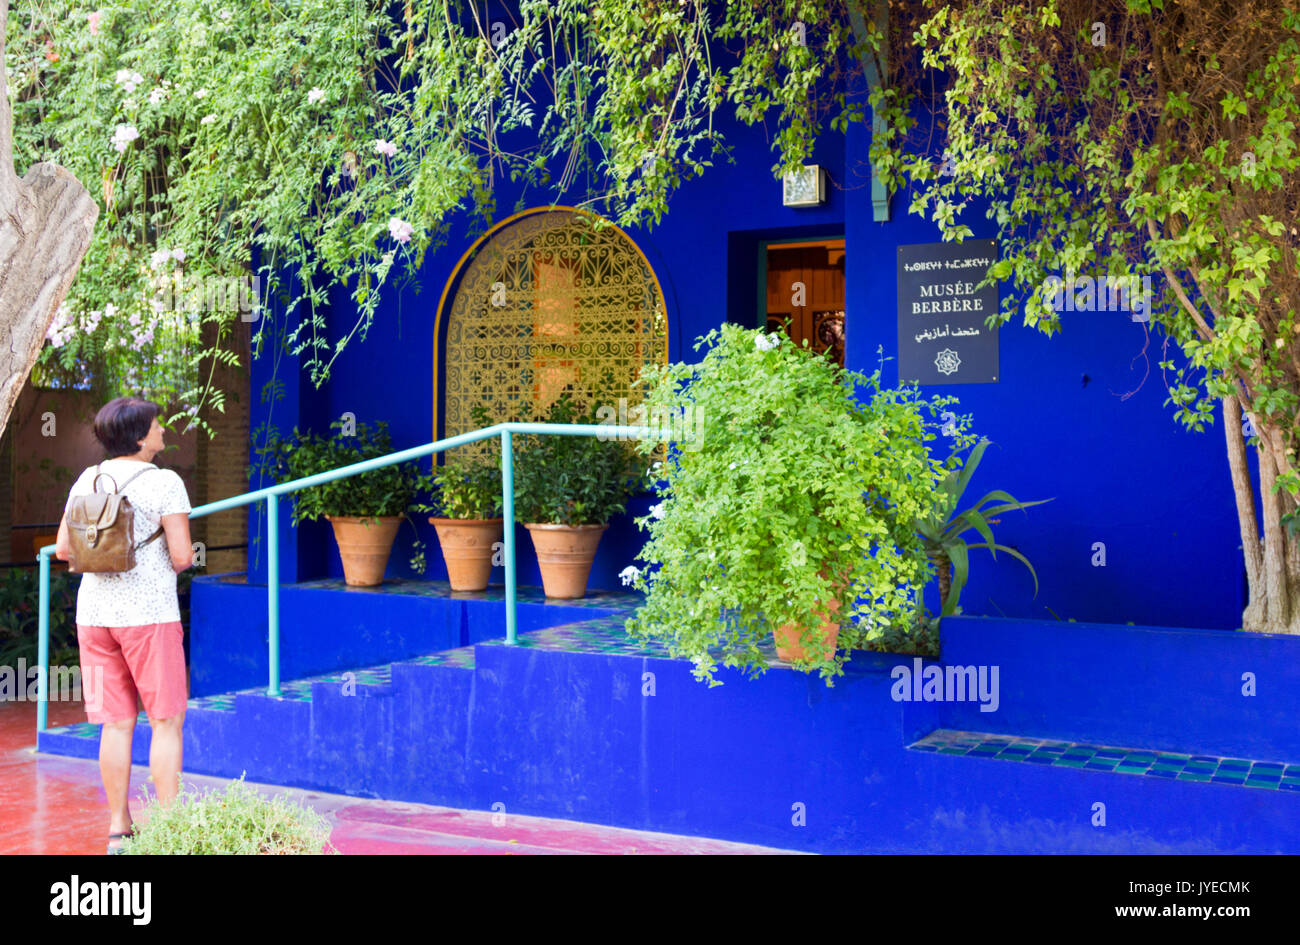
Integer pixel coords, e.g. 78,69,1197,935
388,217,413,244
374,139,397,158
112,124,139,153
88,11,102,35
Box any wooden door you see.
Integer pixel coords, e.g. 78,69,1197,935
764,239,845,367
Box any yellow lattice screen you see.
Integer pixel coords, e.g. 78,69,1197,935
438,209,668,464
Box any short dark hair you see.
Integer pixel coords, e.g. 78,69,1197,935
94,397,161,458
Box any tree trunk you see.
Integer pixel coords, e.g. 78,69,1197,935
0,0,99,441
935,553,951,613
1223,395,1300,634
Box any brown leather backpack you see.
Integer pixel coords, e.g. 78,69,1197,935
66,464,165,574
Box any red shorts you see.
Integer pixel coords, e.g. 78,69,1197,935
77,622,189,724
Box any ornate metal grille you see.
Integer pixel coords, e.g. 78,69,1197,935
440,209,668,464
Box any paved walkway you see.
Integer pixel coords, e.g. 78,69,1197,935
1,698,791,855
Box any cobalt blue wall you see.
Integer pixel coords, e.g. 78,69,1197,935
243,42,1246,631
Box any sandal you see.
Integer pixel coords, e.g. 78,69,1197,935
106,827,135,855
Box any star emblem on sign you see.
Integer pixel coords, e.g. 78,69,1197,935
935,348,961,376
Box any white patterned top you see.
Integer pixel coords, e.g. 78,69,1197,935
64,459,192,627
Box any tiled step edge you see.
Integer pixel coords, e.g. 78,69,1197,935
910,728,1300,792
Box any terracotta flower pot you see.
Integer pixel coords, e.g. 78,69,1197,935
325,515,403,586
525,523,607,599
774,568,847,663
429,517,503,592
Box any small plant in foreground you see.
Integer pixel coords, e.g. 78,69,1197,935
122,775,337,855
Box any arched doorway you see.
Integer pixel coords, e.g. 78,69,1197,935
434,208,669,462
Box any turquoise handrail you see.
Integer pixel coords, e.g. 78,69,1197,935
35,422,666,733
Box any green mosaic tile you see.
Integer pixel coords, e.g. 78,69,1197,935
908,729,1300,794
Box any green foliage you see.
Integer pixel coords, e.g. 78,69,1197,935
916,438,1051,617
0,569,80,667
623,323,977,686
866,615,940,659
249,418,431,572
512,392,647,526
415,405,503,519
10,1,801,420
417,460,503,520
866,0,1300,509
122,776,336,855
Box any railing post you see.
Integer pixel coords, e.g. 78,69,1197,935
37,549,50,734
501,429,517,645
266,493,281,697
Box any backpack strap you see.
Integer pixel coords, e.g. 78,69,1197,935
93,463,167,550
90,464,118,494
116,463,158,491
121,465,167,549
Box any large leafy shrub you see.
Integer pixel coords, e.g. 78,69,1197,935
623,324,975,685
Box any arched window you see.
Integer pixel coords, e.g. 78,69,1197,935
435,208,668,462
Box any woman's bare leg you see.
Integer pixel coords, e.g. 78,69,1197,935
99,717,136,836
148,712,184,805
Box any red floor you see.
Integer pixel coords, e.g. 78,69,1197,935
1,698,792,855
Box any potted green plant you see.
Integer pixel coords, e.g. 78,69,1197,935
251,419,429,586
622,324,976,685
513,393,647,599
915,437,1052,618
416,456,504,592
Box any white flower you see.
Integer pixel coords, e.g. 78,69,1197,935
171,247,186,262
122,98,136,111
200,113,216,125
45,305,75,347
755,332,780,351
307,87,326,104
194,88,208,99
148,87,166,105
618,566,640,587
728,462,737,470
373,138,397,158
649,503,665,520
150,248,172,269
218,9,232,20
104,302,118,320
115,69,143,94
387,217,413,244
111,124,139,153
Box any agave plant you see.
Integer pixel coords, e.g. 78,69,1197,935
917,439,1052,617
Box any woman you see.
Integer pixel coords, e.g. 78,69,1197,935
54,397,194,854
